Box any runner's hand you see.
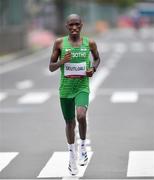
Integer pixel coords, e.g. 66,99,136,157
62,51,71,64
86,68,94,77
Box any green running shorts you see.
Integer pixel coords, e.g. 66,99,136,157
60,92,89,122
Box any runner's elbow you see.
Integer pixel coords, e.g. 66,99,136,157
49,65,54,72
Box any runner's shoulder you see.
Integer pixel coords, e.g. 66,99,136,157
55,37,67,49
89,38,97,49
89,38,96,45
54,37,63,49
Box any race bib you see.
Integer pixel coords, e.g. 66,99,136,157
64,62,86,78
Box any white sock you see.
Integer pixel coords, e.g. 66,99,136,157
68,143,75,151
80,139,86,151
68,143,76,159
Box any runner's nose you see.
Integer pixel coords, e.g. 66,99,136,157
72,25,77,30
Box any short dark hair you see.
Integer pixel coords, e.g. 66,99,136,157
66,14,82,23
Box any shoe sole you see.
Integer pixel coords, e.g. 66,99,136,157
79,158,88,166
68,166,78,176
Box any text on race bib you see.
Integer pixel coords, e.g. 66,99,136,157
65,49,87,58
64,62,86,77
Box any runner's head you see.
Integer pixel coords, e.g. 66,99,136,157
66,14,83,37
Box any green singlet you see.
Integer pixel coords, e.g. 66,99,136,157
59,36,91,98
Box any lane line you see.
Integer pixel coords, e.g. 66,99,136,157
90,48,125,102
96,88,154,95
127,151,154,177
37,152,93,178
77,42,154,54
114,42,127,53
0,152,19,172
110,92,138,103
90,67,109,102
18,92,51,104
16,80,33,89
0,48,50,74
130,42,144,52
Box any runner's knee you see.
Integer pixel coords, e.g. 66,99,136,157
77,110,86,122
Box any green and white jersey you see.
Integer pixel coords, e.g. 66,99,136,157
59,36,91,98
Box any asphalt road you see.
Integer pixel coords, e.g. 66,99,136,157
0,28,154,179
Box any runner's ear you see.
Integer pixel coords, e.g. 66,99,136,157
80,23,83,29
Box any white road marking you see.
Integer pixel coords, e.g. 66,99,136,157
0,152,19,172
0,92,8,102
110,92,138,103
93,41,154,53
37,151,93,178
18,92,51,104
90,67,109,102
0,48,50,74
90,49,125,102
96,88,154,95
114,43,127,53
127,151,154,177
130,42,144,52
16,80,33,89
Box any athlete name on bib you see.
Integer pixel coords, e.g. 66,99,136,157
64,62,86,78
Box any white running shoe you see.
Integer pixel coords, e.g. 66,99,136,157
68,151,78,176
79,150,88,166
68,161,78,176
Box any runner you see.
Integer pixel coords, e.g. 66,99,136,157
49,14,100,175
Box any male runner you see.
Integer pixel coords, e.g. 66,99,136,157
49,14,100,175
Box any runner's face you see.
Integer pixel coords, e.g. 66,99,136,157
66,19,82,36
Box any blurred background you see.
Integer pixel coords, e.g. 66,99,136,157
0,0,154,54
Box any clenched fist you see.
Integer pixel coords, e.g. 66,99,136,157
62,51,71,64
86,67,94,77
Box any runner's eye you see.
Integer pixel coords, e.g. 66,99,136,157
75,23,80,26
69,23,80,27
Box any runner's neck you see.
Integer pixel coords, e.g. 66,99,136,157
68,36,82,47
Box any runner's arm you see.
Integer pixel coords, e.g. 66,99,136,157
49,38,71,72
49,38,62,72
89,39,100,72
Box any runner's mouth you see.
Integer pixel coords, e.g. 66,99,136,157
71,31,78,34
